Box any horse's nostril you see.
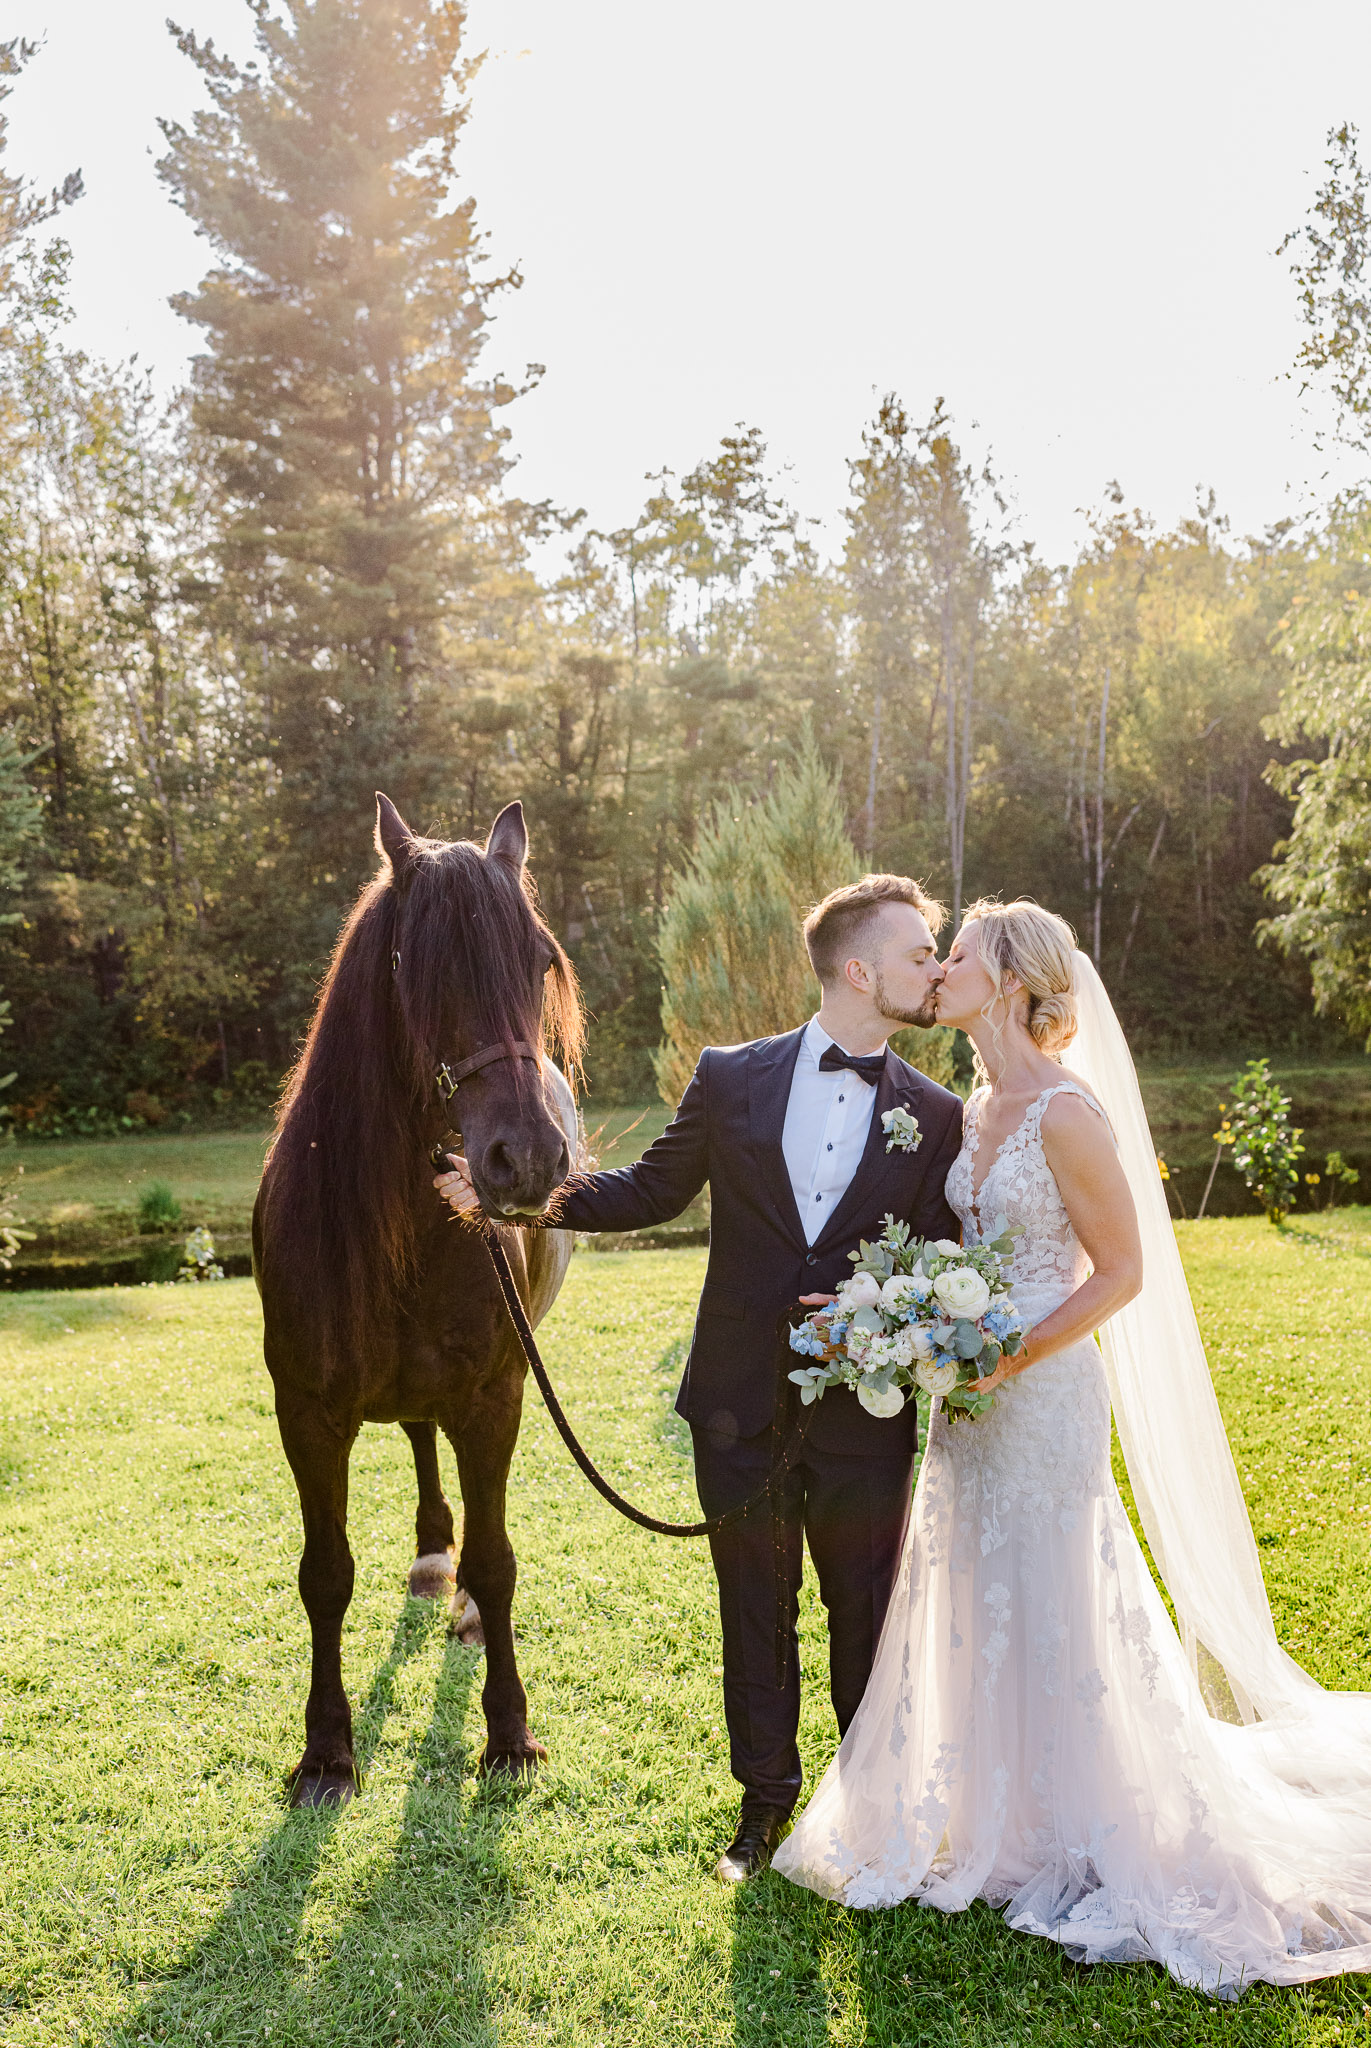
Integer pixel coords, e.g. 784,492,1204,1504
484,1141,516,1189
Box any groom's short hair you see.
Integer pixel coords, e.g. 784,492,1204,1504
803,874,946,985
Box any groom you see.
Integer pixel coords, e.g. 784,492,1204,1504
439,874,962,1879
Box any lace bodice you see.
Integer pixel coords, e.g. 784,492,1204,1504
938,1079,1114,1531
945,1081,1103,1322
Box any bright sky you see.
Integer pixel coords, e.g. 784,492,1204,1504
10,0,1371,563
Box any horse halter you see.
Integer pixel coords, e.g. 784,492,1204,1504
431,1041,540,1159
389,947,541,1157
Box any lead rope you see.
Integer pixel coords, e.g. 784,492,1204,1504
477,1222,808,1685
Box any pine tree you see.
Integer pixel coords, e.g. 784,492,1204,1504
655,738,956,1103
158,0,523,988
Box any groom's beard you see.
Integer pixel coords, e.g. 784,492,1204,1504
873,968,940,1032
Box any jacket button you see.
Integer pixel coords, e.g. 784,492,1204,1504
805,1253,817,1266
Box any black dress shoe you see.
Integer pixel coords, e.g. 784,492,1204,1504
714,1803,788,1883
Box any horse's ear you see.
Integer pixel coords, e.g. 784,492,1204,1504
375,792,416,873
485,800,528,872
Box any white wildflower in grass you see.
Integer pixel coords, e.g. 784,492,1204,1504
787,1212,1025,1424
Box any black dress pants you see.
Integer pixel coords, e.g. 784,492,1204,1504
692,1422,916,1816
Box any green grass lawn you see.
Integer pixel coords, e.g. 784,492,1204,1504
13,1129,273,1227
10,1105,664,1235
3,1220,1371,2044
5,1107,691,1280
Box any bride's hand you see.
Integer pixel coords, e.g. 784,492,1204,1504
976,1334,1034,1398
434,1153,481,1216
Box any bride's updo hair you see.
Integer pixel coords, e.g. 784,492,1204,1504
961,899,1080,1061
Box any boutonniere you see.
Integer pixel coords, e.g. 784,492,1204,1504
881,1105,922,1154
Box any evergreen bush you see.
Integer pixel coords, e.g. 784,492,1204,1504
655,739,956,1104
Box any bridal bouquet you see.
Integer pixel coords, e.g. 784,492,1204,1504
787,1214,1024,1423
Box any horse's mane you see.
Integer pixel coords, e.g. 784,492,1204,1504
261,835,584,1353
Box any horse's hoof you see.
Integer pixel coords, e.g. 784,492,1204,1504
478,1737,547,1780
408,1550,457,1603
449,1587,485,1646
288,1768,356,1810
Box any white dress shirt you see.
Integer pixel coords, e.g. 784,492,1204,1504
780,1016,884,1246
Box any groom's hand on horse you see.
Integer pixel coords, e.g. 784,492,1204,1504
434,1153,482,1216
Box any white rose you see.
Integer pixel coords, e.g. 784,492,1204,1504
840,1272,882,1311
857,1380,906,1418
907,1325,935,1360
933,1238,961,1257
915,1358,961,1397
931,1266,991,1319
880,1273,920,1313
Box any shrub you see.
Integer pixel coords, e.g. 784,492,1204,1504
125,1090,167,1126
137,1181,182,1233
1226,1059,1304,1225
1309,1149,1361,1210
655,735,956,1103
176,1225,224,1281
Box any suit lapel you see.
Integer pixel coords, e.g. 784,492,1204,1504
811,1051,923,1255
747,1028,807,1248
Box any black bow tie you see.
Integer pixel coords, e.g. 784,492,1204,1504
818,1044,887,1085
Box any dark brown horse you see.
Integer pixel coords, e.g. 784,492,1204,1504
253,794,584,1805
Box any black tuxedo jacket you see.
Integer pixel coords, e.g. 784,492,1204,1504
556,1029,964,1454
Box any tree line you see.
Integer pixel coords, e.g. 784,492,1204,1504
0,6,1367,1132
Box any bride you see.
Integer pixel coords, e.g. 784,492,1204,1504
774,898,1371,1994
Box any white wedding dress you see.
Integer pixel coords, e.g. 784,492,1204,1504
774,969,1371,1996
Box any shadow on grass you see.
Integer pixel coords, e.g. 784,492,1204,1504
724,1873,1361,2048
105,1598,524,2048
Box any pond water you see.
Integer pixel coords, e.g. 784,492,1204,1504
1155,1123,1369,1219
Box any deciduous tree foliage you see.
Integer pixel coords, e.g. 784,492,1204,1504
0,25,1359,1131
1261,124,1371,1043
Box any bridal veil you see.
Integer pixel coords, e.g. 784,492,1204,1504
1073,951,1370,1753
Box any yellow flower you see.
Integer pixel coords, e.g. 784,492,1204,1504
1157,1157,1170,1180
